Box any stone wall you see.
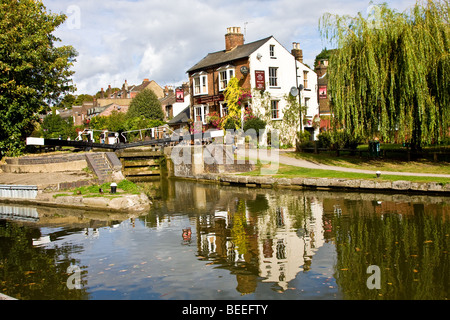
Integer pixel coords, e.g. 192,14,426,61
164,145,255,178
5,153,86,165
184,173,450,195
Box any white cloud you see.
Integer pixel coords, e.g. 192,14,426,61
44,0,417,95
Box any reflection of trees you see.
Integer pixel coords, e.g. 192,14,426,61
0,220,88,300
195,196,259,295
231,200,248,255
332,201,450,300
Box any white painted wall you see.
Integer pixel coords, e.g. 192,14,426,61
172,93,190,118
248,37,319,144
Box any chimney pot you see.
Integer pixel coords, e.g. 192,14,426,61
291,42,303,63
225,26,244,51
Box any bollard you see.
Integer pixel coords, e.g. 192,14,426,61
110,182,117,194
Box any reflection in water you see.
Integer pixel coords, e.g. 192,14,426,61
0,179,449,300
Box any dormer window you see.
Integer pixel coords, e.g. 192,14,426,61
193,71,208,96
218,65,235,91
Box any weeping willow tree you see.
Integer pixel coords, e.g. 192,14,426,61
320,0,450,150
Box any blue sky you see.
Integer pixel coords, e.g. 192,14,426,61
43,0,417,95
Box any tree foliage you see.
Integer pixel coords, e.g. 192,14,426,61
127,89,164,121
0,0,77,156
41,113,76,139
320,0,450,149
223,77,244,129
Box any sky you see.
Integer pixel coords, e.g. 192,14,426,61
43,0,417,95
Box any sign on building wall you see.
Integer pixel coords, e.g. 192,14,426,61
319,85,327,99
255,70,265,90
195,94,224,105
176,88,184,102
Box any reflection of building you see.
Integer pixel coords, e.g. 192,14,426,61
196,201,259,295
154,180,330,295
193,192,327,292
257,197,325,290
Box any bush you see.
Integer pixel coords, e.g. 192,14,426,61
296,131,312,151
243,118,266,135
297,130,311,143
317,131,332,148
221,115,241,130
330,130,363,149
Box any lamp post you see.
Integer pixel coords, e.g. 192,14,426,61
294,59,304,133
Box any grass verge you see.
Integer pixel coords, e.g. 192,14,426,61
53,179,142,198
242,163,450,185
283,151,450,175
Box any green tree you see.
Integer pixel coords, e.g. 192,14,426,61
41,113,76,139
74,94,93,106
320,0,450,150
0,0,77,157
314,48,335,69
57,94,76,109
127,89,164,121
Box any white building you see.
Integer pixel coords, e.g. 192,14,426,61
248,39,319,142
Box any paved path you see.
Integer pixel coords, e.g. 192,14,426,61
237,149,450,179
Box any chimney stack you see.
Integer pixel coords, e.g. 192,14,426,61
182,82,190,94
292,42,303,63
225,27,244,51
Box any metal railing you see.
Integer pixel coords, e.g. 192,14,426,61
120,125,174,143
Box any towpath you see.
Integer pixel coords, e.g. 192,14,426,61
237,148,450,179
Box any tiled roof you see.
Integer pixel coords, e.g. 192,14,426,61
168,105,190,124
187,36,273,73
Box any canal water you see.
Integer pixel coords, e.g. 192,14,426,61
0,179,448,300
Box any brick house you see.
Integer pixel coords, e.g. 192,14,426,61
95,78,164,108
186,27,319,144
159,83,190,121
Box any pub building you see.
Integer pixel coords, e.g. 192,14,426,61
186,26,319,143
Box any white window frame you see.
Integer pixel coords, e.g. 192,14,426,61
193,71,208,96
269,67,278,87
271,100,281,120
219,102,228,118
218,65,235,91
270,45,275,58
194,104,209,125
303,70,308,89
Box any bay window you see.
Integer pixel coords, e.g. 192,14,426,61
193,71,208,96
194,105,209,125
218,65,235,91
